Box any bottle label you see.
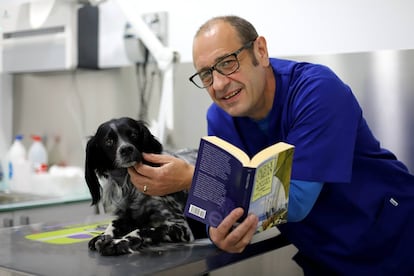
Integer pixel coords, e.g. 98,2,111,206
34,163,48,174
8,161,13,180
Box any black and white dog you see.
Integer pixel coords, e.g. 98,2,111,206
85,117,205,256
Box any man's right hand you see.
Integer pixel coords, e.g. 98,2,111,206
209,208,259,253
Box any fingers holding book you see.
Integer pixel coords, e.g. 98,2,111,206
209,208,259,253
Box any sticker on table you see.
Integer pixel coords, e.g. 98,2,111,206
25,221,109,245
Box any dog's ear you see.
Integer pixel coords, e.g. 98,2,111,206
137,120,163,153
144,131,163,153
85,135,103,205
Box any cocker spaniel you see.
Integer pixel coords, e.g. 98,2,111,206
85,117,205,256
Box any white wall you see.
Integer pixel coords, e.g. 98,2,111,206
2,0,414,61
133,0,414,62
2,0,414,166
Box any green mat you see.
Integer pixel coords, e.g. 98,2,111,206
25,221,109,245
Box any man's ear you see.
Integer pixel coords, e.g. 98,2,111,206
255,36,269,66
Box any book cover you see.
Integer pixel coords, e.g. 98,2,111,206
185,136,294,235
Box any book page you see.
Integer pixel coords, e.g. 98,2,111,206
203,136,250,165
248,148,294,233
251,157,276,202
250,142,294,167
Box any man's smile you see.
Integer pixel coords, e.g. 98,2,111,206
223,89,241,100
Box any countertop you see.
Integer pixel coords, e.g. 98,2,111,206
0,215,291,276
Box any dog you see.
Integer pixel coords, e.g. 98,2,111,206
85,117,205,256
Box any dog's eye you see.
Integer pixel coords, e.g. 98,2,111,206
105,139,114,147
130,132,138,140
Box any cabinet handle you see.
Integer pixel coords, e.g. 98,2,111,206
20,216,30,225
3,218,14,227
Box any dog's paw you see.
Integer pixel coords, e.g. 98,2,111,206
88,234,111,251
99,238,132,256
89,233,144,256
126,236,144,251
88,235,102,251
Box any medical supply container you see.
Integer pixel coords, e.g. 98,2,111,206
28,135,48,173
6,135,27,188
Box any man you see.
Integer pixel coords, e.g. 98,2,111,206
129,15,414,275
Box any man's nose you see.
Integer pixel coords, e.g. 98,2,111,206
211,70,231,90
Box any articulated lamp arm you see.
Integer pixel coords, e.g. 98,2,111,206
114,0,177,143
114,0,177,71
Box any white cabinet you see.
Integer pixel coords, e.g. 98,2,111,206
14,201,95,226
1,198,96,228
0,212,14,227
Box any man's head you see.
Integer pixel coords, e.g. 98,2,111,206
190,16,275,120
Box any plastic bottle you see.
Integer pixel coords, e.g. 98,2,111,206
6,134,27,189
48,135,66,167
0,131,8,192
28,135,48,173
0,161,5,192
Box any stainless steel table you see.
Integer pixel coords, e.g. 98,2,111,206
0,215,291,275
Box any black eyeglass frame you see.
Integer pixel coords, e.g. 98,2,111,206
189,40,256,89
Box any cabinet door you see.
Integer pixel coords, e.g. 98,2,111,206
13,201,95,226
0,212,15,228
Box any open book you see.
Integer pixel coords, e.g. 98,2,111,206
185,136,295,239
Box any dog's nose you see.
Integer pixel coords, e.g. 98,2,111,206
120,146,134,157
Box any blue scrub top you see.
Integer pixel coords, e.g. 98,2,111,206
206,58,414,274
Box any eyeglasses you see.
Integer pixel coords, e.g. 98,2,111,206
189,40,255,89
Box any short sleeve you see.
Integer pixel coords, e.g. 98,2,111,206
286,68,362,183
